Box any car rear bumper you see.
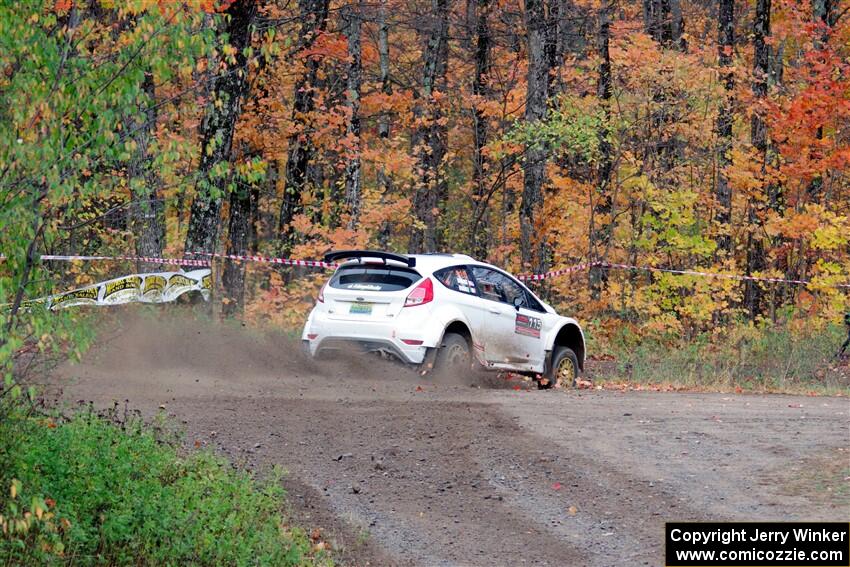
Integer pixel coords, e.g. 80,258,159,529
301,309,433,364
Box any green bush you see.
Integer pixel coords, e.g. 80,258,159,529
0,405,329,567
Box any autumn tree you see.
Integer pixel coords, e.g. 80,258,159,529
589,0,613,299
278,0,330,252
342,2,362,229
127,72,165,272
744,0,771,317
409,0,450,253
519,0,549,274
714,0,734,255
467,0,492,257
184,0,256,256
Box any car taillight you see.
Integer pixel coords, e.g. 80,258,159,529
404,278,433,307
317,282,327,303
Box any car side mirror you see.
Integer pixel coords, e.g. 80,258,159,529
513,296,523,310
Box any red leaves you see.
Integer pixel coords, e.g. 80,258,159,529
299,32,349,63
200,0,237,13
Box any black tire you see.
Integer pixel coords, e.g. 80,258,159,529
434,333,471,376
538,346,580,390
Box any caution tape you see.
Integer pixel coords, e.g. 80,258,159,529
517,262,597,282
0,254,210,267
46,254,211,266
518,261,850,288
185,251,338,269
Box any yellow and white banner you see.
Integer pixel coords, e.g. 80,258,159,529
25,269,211,310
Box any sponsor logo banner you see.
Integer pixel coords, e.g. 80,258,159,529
15,269,212,311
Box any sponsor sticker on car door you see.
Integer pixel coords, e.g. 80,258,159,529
515,313,542,338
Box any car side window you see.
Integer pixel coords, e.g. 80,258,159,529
470,267,525,306
434,266,477,296
522,289,545,312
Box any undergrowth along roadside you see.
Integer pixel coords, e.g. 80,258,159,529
0,402,332,567
590,321,850,394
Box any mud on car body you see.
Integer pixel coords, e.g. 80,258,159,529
302,250,586,388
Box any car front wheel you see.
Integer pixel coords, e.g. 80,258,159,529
538,346,579,389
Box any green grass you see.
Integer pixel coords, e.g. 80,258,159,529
0,404,330,567
593,322,850,394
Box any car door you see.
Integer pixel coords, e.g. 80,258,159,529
468,266,545,368
432,265,489,361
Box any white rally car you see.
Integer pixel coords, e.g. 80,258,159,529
302,250,586,388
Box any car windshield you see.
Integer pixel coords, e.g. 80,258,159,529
329,264,421,292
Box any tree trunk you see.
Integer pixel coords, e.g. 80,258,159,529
222,172,255,317
128,71,164,272
589,0,612,299
377,2,392,142
714,0,734,255
343,3,362,229
643,0,673,46
808,0,833,202
642,0,685,49
642,0,684,202
519,0,549,273
468,0,491,257
278,0,330,251
376,0,394,247
184,0,254,256
670,0,686,51
558,0,587,56
745,0,771,318
545,0,560,96
409,0,449,253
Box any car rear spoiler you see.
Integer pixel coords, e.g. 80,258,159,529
324,250,417,268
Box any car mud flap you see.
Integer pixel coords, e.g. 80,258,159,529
419,347,439,374
472,341,487,366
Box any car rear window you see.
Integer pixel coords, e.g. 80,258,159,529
329,265,422,292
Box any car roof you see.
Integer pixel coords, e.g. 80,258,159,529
409,253,483,272
333,251,553,312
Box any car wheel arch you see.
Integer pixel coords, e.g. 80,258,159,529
548,322,585,371
439,319,473,348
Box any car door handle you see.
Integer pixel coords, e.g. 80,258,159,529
489,307,502,315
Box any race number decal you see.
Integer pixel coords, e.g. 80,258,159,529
515,314,542,338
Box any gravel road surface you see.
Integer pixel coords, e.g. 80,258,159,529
48,313,850,566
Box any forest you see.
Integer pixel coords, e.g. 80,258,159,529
1,1,848,563
1,0,849,383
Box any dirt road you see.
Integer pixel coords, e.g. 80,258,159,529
47,312,849,566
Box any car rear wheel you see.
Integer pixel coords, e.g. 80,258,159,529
434,333,471,376
538,346,579,389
